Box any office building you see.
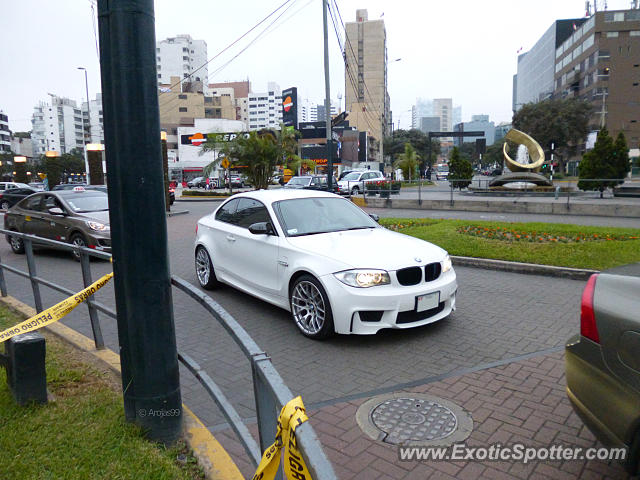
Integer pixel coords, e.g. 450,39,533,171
156,35,208,88
454,115,495,147
515,19,585,110
209,80,251,126
81,93,104,144
553,8,640,145
344,9,390,162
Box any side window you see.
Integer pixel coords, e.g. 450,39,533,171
215,198,239,224
234,198,271,229
23,195,43,211
0,185,5,191
43,195,63,211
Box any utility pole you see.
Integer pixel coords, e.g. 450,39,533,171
322,0,333,189
97,0,182,444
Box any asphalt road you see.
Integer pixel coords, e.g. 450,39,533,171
0,204,591,432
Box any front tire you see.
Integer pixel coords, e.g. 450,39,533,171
195,246,221,290
290,274,334,339
70,233,88,261
1,200,10,210
350,186,360,196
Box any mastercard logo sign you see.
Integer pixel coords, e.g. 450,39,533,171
283,96,293,112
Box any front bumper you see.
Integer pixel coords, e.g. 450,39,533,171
320,268,457,334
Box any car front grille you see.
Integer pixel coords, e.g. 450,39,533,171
396,266,422,286
424,262,441,282
396,302,445,324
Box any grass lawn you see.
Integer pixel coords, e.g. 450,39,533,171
0,308,203,480
379,218,640,271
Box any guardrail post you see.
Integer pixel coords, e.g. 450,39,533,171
450,182,454,206
418,179,422,205
0,250,8,297
24,238,43,313
251,353,283,480
79,252,105,349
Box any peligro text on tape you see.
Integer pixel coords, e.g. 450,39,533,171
252,396,313,480
0,272,114,343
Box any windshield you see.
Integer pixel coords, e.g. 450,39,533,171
274,197,378,237
287,177,311,186
342,172,361,181
64,194,109,213
437,165,449,172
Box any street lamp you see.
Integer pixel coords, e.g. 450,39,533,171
78,67,91,144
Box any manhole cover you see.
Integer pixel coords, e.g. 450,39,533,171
356,393,473,446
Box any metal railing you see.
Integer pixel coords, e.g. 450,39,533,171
0,228,336,479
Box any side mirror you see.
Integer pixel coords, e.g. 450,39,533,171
248,222,274,235
369,213,380,223
48,207,65,216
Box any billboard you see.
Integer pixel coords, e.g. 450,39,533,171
282,87,298,130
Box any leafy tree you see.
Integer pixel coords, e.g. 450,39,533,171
448,147,473,190
577,127,617,198
393,143,420,181
512,98,593,173
613,131,630,182
482,142,505,168
384,129,440,171
200,125,312,190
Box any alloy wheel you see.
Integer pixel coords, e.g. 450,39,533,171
291,280,326,335
195,248,211,286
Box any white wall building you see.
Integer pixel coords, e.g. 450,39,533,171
247,82,282,130
31,96,84,156
81,93,104,144
156,35,208,89
175,118,245,181
0,111,9,153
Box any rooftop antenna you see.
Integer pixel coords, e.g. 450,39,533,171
633,0,639,9
585,0,591,16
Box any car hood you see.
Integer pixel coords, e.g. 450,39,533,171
284,227,447,271
76,210,110,225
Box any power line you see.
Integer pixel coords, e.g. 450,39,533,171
158,0,295,97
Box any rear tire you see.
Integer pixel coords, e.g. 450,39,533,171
195,246,221,290
350,186,360,196
9,231,25,254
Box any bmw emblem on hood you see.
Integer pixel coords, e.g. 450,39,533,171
415,257,422,263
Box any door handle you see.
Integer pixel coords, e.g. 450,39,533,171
226,235,236,242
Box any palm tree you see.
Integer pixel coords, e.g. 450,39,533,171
393,143,420,181
199,125,313,190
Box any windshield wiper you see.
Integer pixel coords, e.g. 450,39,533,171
344,226,375,231
294,230,331,236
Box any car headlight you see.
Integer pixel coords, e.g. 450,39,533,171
86,221,109,232
334,269,390,288
441,255,452,273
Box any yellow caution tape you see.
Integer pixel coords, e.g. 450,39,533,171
0,272,114,343
252,396,313,480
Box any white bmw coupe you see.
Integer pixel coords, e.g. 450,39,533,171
194,189,457,339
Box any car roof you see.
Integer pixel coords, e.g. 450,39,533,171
228,189,338,203
50,189,107,197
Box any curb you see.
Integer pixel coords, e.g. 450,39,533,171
451,255,598,280
0,295,243,480
166,209,190,217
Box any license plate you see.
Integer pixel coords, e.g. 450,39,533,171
416,292,440,312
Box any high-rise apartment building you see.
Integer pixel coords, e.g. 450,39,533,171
247,82,282,130
454,115,495,147
344,9,390,162
81,93,104,144
298,98,339,123
156,35,208,88
31,96,84,156
0,111,9,153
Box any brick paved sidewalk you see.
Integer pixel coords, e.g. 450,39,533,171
216,351,631,479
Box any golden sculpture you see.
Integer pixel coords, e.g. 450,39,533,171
502,128,545,173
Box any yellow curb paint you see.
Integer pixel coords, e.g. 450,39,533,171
350,196,367,207
0,295,243,480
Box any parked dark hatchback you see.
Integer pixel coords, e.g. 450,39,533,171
4,188,111,260
0,187,37,210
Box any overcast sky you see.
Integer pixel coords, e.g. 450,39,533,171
0,0,632,132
